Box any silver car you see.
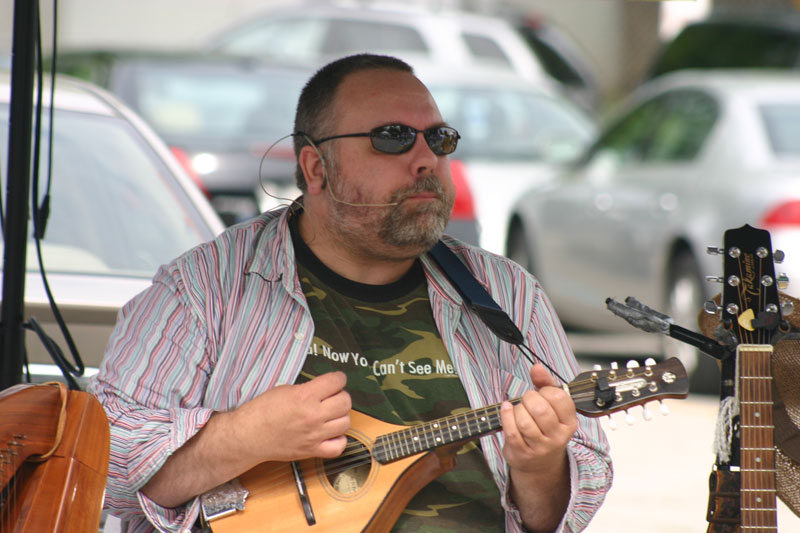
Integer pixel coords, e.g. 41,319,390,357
506,70,800,391
0,70,225,384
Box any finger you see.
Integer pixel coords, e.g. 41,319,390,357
305,371,348,400
517,392,555,437
499,401,526,447
538,386,577,425
316,434,349,458
529,363,558,389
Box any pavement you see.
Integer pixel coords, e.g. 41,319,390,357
584,388,800,532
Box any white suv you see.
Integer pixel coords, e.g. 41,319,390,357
207,2,559,96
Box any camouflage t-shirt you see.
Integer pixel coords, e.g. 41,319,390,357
292,222,505,532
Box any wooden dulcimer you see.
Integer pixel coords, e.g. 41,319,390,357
202,358,689,533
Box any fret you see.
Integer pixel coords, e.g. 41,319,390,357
412,427,423,455
737,343,777,532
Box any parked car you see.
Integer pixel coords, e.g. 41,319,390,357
511,13,601,114
421,64,594,255
0,69,225,384
506,70,800,392
54,50,313,225
648,7,800,80
205,2,564,98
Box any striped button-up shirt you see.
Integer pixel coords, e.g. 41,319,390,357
89,207,612,533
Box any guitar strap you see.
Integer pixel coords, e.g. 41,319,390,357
428,241,524,346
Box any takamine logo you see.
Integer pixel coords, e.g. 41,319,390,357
742,252,759,307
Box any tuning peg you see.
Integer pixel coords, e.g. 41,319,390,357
777,273,790,291
659,401,670,416
607,416,617,431
703,300,722,315
707,246,724,255
774,249,785,263
705,275,725,283
592,364,602,371
610,362,619,370
626,360,640,368
642,406,653,421
782,300,795,317
625,410,635,425
644,357,656,366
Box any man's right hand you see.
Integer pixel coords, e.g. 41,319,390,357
229,371,352,465
141,371,351,508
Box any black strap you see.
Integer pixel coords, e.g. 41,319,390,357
428,241,524,346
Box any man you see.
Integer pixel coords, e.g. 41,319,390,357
90,54,612,532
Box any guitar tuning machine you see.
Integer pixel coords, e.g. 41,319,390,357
782,300,795,317
703,300,722,316
774,249,785,264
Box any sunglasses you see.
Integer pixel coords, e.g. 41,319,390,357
313,124,460,155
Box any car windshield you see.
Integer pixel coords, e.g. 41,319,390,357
0,105,214,277
128,62,307,147
760,103,800,157
431,85,592,161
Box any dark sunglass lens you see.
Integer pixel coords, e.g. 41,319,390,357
426,127,459,155
371,125,416,154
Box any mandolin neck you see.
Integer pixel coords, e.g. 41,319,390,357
373,399,516,464
738,344,777,532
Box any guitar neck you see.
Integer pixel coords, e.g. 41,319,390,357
738,344,777,532
373,400,512,464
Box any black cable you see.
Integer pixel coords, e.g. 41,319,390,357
24,0,86,390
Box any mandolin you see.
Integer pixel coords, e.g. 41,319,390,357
201,357,689,533
706,224,785,533
0,382,109,532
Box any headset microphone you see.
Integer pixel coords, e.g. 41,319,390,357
302,134,399,208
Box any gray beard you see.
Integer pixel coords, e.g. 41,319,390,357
328,172,454,255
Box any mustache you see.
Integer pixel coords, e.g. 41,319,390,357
389,175,444,203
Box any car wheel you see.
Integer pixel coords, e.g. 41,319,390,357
506,221,534,273
663,252,720,395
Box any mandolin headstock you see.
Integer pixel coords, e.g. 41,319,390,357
569,357,689,423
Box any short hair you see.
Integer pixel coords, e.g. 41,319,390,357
293,54,414,190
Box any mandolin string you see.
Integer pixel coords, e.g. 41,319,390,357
230,368,656,496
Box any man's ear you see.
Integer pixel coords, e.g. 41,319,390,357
299,145,326,194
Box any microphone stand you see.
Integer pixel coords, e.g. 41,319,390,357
1,0,38,390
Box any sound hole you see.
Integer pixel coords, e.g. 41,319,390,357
323,436,372,495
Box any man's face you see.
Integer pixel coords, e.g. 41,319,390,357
322,69,456,260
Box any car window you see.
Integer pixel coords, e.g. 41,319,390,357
586,90,716,165
130,64,306,145
218,18,326,61
650,22,800,77
433,86,591,161
585,95,668,165
518,30,584,86
322,20,428,56
760,103,800,156
646,90,718,162
0,106,213,277
461,33,512,67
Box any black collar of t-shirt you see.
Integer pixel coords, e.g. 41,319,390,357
288,211,425,302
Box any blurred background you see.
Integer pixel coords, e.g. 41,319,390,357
3,0,800,531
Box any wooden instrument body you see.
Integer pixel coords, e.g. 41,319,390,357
209,410,455,533
0,384,110,533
